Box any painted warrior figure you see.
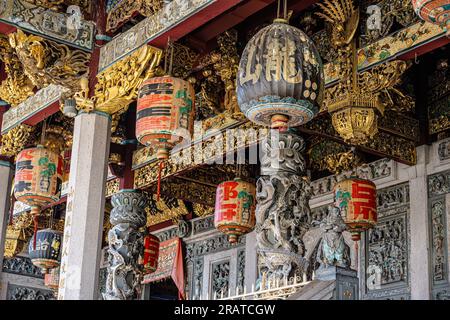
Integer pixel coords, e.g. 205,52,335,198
316,205,351,269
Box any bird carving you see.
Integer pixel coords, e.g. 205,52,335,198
316,0,360,47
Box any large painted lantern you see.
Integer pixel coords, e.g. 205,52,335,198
334,178,377,241
136,76,195,161
142,233,160,274
237,19,324,129
14,145,63,217
412,0,450,36
214,179,256,244
28,228,62,273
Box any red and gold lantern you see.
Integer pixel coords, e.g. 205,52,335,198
214,179,256,244
334,178,377,241
412,0,450,37
14,145,63,249
142,233,160,274
136,76,195,161
136,76,195,199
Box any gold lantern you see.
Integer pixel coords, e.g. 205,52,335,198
318,0,384,145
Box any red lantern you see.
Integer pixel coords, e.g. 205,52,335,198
334,178,377,241
142,233,160,274
136,76,195,199
14,145,63,248
136,76,195,161
412,0,450,36
214,179,256,244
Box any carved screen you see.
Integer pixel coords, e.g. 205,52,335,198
361,182,411,300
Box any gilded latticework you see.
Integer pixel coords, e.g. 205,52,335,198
0,124,35,158
145,193,189,226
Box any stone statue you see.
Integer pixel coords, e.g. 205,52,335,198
316,205,351,269
256,131,311,284
103,190,148,300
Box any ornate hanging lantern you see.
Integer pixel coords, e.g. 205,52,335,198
318,0,385,145
334,178,377,241
136,76,195,160
214,178,256,244
142,233,160,274
136,75,195,199
412,0,450,36
28,228,62,273
236,16,324,129
14,145,63,249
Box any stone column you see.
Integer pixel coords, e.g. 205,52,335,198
58,112,111,300
409,145,431,300
0,158,13,273
103,189,147,300
255,130,312,284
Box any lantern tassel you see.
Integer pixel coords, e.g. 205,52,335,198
31,206,40,250
157,161,164,201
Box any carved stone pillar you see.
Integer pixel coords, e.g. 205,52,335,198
255,131,312,283
103,190,147,300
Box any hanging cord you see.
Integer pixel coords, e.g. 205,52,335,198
32,206,39,250
276,0,288,20
8,195,15,226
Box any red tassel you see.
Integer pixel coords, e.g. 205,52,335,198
33,214,38,250
157,161,164,201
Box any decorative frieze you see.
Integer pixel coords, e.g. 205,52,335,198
7,284,55,300
0,0,95,51
311,158,394,198
2,256,43,278
1,84,70,134
192,216,215,235
98,0,214,72
185,234,245,263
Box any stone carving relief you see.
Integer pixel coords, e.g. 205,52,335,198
256,132,312,284
428,170,450,198
193,216,215,235
104,191,148,300
438,139,450,162
431,200,447,283
362,182,410,300
185,234,245,262
191,259,204,300
236,250,245,293
211,260,230,298
2,256,43,278
7,284,54,300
